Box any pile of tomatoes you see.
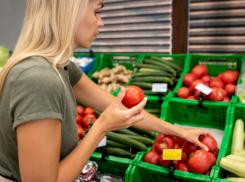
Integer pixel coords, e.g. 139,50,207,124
177,65,239,102
76,105,97,142
143,134,219,175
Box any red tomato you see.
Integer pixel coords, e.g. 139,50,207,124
191,65,209,79
217,73,223,80
77,124,85,137
143,151,160,165
122,86,144,108
206,169,211,176
188,150,213,174
179,150,188,164
213,148,219,158
151,144,156,152
177,87,190,99
83,107,94,116
234,71,240,81
77,105,84,115
209,79,224,89
155,134,175,154
183,73,197,87
159,152,178,168
200,136,217,153
78,135,81,142
208,87,224,101
218,88,227,97
194,90,207,100
189,80,208,94
182,142,198,157
212,77,221,81
201,75,212,84
177,163,190,172
208,152,216,167
186,95,196,100
175,144,180,149
225,83,236,97
83,114,97,129
222,71,237,84
76,114,84,125
223,97,231,102
174,136,186,147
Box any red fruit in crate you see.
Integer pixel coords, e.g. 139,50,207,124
155,134,175,154
206,169,211,176
201,75,212,84
217,73,223,80
177,163,190,172
159,152,178,168
183,73,197,87
234,71,240,81
151,144,156,152
210,79,224,88
191,65,209,79
194,90,207,100
208,87,224,101
177,87,190,99
188,150,213,174
77,105,84,115
83,114,97,129
218,88,227,97
222,71,237,84
175,144,181,149
225,83,236,97
78,135,81,142
83,107,94,116
186,95,196,100
208,152,216,166
144,151,160,165
200,136,217,153
213,148,219,158
223,97,231,102
189,80,208,94
182,142,198,157
76,114,84,125
174,136,186,147
122,86,144,108
179,150,188,164
77,124,85,137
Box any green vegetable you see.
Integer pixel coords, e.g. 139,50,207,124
219,157,245,177
106,140,130,150
116,134,154,145
232,150,245,156
231,119,244,153
134,63,174,75
95,147,131,157
150,56,183,72
226,154,245,162
142,90,167,96
138,68,163,72
113,129,142,136
132,71,173,78
130,76,174,85
128,127,156,139
224,177,245,182
129,82,152,89
239,91,245,104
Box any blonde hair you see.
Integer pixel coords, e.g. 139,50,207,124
0,0,89,98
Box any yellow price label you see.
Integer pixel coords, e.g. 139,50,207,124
162,149,182,160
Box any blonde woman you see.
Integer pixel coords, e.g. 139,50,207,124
0,0,212,181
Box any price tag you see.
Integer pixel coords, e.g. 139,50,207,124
195,83,212,95
152,83,168,92
97,136,107,147
162,149,182,160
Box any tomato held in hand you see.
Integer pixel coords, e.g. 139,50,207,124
143,151,160,165
77,105,84,115
155,134,175,154
200,136,217,153
122,86,144,108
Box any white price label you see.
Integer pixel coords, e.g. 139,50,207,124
97,136,107,148
152,83,168,92
195,83,212,95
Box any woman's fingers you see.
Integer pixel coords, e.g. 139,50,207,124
125,97,148,116
112,87,126,108
195,139,209,151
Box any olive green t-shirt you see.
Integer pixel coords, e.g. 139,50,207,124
0,56,83,181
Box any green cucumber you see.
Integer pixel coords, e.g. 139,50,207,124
128,127,156,139
129,82,152,89
113,129,141,136
144,108,161,114
151,56,183,71
232,150,245,156
106,140,130,150
130,76,174,86
142,59,177,76
106,132,148,151
224,177,245,182
116,134,154,145
142,90,167,96
231,119,244,153
95,147,131,157
139,68,163,72
135,63,174,75
93,110,101,117
132,71,173,78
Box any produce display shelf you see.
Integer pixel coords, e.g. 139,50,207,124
125,54,190,100
212,104,245,181
172,54,245,105
126,99,232,182
92,53,141,96
73,53,100,78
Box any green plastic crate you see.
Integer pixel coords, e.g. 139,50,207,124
212,104,245,181
73,53,100,78
172,54,245,104
126,54,190,100
92,53,141,95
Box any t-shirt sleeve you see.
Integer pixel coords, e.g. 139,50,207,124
10,66,63,130
67,61,83,87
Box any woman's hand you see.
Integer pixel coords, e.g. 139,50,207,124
96,87,148,133
182,128,214,151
